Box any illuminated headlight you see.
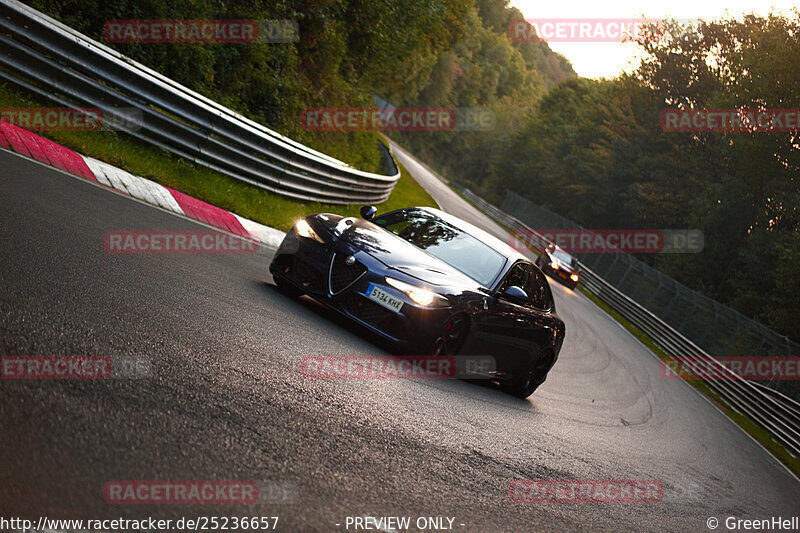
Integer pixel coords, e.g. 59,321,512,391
295,219,323,242
570,273,579,282
550,261,559,270
385,277,449,307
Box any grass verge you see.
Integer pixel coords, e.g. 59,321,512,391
577,285,800,477
0,83,436,231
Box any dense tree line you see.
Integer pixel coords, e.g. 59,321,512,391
29,0,466,170
389,0,576,185
30,0,572,171
396,11,800,342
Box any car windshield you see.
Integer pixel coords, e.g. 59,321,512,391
552,250,576,266
373,209,506,286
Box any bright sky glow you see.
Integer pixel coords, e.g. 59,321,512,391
508,0,798,78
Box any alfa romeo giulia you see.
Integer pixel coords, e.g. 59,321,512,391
269,206,565,398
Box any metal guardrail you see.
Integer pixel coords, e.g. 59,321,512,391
500,189,800,403
460,188,800,458
0,0,400,204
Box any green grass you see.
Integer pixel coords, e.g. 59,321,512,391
0,83,436,231
577,286,800,477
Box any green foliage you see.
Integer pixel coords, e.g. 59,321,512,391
389,1,575,192
29,0,470,172
20,1,795,342
418,11,800,342
28,0,573,178
633,13,800,337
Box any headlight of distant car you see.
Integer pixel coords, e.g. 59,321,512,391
385,277,449,307
550,261,559,270
295,219,324,243
570,273,579,282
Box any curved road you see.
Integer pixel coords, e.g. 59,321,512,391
1,147,798,532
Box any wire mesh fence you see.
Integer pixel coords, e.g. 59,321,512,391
500,189,800,401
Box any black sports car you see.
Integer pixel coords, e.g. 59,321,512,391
535,244,580,290
269,206,565,398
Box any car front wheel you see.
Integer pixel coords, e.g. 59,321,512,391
506,350,554,398
429,314,469,355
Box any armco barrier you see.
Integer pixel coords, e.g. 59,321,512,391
0,0,399,204
499,188,800,400
459,187,800,458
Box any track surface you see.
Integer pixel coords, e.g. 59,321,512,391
1,147,798,532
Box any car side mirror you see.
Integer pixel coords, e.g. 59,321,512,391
360,206,377,220
501,285,528,305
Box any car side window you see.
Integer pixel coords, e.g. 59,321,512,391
525,264,552,310
499,263,528,295
499,262,552,310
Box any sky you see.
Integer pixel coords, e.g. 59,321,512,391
508,0,799,79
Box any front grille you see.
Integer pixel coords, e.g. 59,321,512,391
293,257,325,292
329,253,367,294
339,293,405,340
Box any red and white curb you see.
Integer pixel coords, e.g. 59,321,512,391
0,119,285,248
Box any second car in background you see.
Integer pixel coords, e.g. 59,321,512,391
536,244,580,290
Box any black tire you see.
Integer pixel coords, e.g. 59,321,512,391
429,314,469,356
506,350,555,399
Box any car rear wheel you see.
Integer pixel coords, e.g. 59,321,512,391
430,314,469,355
506,349,554,399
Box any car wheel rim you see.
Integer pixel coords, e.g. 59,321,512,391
524,352,553,391
431,339,445,355
431,316,468,355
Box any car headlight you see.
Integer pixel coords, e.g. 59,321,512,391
570,273,579,282
550,261,559,270
385,277,449,307
295,219,323,242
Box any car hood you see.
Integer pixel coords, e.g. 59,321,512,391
313,214,483,289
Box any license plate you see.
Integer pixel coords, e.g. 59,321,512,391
366,284,403,313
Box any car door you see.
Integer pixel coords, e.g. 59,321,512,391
471,261,553,376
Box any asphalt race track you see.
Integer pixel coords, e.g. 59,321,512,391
1,147,799,532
